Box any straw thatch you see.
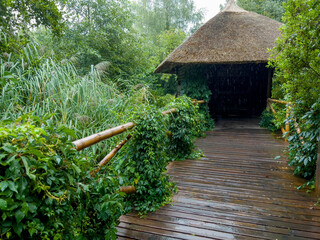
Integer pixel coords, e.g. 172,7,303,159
155,0,282,74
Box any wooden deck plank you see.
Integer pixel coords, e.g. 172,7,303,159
117,118,320,239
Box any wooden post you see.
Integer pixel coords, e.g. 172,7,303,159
316,131,320,197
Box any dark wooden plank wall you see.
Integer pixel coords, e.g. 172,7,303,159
117,118,320,239
207,63,270,117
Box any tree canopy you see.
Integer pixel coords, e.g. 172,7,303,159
220,0,285,22
133,0,203,37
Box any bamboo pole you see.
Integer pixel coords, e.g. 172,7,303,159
267,98,289,105
120,186,137,194
162,108,177,115
99,135,131,167
268,102,286,136
73,101,205,151
73,108,177,151
293,118,305,145
73,122,135,151
193,100,206,105
316,132,320,197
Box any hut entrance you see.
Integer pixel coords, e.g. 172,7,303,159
207,63,271,117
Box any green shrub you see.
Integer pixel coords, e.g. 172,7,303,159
287,99,320,182
165,96,203,160
259,110,280,132
0,115,123,239
114,107,175,215
109,96,207,215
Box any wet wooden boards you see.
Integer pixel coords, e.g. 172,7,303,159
117,118,320,239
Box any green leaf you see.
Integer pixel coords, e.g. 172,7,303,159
15,210,25,224
8,181,18,193
2,144,16,153
58,125,77,138
0,199,7,210
27,148,44,158
0,154,7,161
13,222,23,236
0,182,9,192
21,156,36,181
28,203,37,213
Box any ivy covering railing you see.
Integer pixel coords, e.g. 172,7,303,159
73,99,205,193
0,96,210,239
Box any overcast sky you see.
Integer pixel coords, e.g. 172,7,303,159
193,0,227,22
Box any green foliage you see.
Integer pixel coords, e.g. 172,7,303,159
0,0,212,234
0,0,64,53
287,100,320,181
269,0,320,184
237,0,285,22
108,96,207,215
180,67,215,130
165,96,203,160
133,0,203,37
34,0,148,77
116,108,175,214
0,115,123,239
259,110,280,132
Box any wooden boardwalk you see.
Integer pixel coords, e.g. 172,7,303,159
117,118,320,240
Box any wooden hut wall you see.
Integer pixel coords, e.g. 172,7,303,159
206,63,270,117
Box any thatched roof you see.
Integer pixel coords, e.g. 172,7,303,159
155,0,282,74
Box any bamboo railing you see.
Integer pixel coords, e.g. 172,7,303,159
267,98,320,195
73,100,205,194
267,98,304,143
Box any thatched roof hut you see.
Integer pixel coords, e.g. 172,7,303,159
155,0,281,74
155,0,282,117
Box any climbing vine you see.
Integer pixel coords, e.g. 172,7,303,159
0,115,124,239
0,96,208,238
180,66,215,130
111,96,206,215
165,96,203,160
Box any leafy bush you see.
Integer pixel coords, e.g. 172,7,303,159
109,96,207,215
287,100,320,181
259,110,280,132
165,96,203,160
269,0,320,185
0,115,123,239
180,67,214,130
115,108,175,214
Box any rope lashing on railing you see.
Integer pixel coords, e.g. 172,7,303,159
73,100,206,193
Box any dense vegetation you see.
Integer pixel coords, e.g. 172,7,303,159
268,0,320,187
0,0,210,238
1,0,319,238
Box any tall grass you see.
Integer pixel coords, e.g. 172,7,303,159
0,41,156,160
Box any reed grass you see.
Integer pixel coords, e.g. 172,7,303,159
0,41,155,159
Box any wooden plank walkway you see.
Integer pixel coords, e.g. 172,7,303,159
117,118,320,240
